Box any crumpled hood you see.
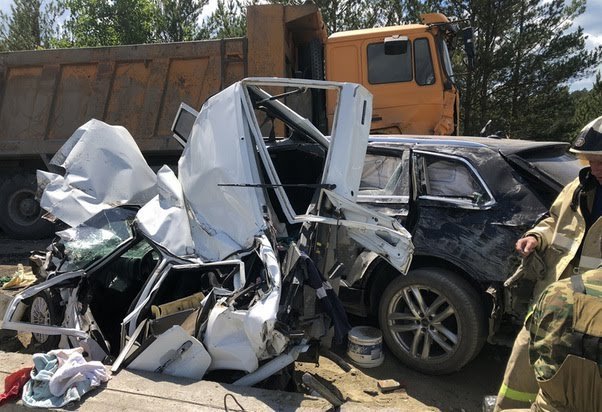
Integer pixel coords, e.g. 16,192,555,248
38,84,267,262
37,119,157,228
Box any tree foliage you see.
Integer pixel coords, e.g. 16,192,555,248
574,72,602,130
63,0,159,46
156,0,207,42
198,0,259,39
268,0,443,33
443,0,601,140
0,0,64,51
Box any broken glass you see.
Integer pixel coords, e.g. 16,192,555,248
57,208,137,272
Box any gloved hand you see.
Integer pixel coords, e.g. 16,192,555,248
504,249,546,288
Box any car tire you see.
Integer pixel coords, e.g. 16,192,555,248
378,267,485,374
0,174,53,239
28,289,63,351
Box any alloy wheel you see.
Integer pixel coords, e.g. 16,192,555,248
30,295,51,344
386,285,460,360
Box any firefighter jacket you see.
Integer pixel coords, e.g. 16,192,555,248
494,169,602,412
525,168,602,297
527,269,602,411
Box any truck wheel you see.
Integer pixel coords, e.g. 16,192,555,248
0,174,53,239
378,268,485,374
29,289,63,351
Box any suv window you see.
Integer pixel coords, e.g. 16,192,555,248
520,153,581,187
417,152,493,206
358,152,409,200
360,154,401,195
414,38,435,86
367,42,412,84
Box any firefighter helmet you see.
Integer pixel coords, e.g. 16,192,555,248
570,116,602,157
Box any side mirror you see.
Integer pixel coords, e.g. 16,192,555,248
384,35,409,55
462,27,475,70
171,102,199,147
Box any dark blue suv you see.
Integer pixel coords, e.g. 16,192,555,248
339,135,582,374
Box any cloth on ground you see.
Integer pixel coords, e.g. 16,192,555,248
22,347,109,408
0,367,32,406
2,264,36,290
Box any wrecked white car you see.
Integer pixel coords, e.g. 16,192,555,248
0,78,413,386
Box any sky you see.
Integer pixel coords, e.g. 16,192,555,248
571,0,602,90
1,0,600,90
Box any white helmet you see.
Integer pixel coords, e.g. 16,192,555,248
570,116,602,157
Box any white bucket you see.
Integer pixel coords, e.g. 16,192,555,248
347,326,384,368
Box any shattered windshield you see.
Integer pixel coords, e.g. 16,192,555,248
57,208,138,272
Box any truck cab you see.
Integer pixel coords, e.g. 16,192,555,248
325,14,460,135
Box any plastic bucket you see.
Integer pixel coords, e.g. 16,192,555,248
347,326,384,368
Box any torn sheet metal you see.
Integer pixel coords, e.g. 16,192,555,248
203,236,284,372
128,326,211,380
232,344,309,387
298,190,413,273
136,166,196,258
239,78,372,225
178,83,267,261
204,304,259,372
38,119,157,227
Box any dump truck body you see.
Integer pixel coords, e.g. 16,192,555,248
0,40,247,160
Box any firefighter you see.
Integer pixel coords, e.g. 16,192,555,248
495,115,602,410
526,269,602,411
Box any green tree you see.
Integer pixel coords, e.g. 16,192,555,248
198,0,259,39
574,72,602,130
64,0,159,46
0,0,64,51
199,0,441,39
444,0,601,140
267,0,441,33
155,0,207,42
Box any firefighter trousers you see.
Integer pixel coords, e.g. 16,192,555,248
494,326,539,411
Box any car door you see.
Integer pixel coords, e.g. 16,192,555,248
409,149,513,281
239,79,413,272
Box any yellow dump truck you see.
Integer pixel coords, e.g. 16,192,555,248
0,3,471,238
